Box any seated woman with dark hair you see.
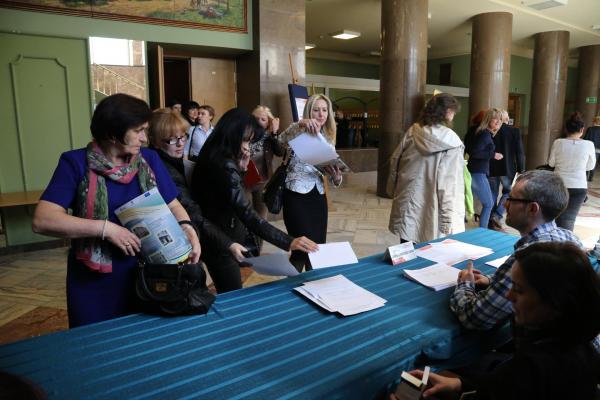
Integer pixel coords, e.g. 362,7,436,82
148,109,247,262
191,108,318,293
397,242,600,400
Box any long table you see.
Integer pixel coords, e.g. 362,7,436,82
0,228,518,399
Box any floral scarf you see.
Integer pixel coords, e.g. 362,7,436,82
74,142,156,273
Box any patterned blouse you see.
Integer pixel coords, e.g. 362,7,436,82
278,123,336,195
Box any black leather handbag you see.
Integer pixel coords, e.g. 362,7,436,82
263,151,290,214
136,261,215,316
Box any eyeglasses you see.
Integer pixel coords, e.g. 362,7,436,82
163,136,187,145
505,197,533,204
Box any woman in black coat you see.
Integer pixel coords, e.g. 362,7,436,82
148,109,247,264
191,108,318,293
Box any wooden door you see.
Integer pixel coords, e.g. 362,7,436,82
190,57,236,122
508,94,522,127
147,43,165,110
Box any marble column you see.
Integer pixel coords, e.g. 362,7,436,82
468,12,512,116
237,0,304,128
377,0,428,197
575,45,600,127
526,31,570,170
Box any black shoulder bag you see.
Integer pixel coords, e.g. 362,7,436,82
263,150,291,214
136,261,215,315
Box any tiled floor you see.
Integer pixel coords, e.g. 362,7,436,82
1,171,599,345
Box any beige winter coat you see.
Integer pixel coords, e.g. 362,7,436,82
387,123,465,243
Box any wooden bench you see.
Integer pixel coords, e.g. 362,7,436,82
0,190,43,237
0,190,43,208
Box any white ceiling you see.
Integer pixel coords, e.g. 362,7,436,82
305,0,600,63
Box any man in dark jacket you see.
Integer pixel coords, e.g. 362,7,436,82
488,110,525,229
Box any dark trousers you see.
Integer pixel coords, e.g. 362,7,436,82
556,188,587,232
488,175,513,220
202,250,242,294
283,187,327,272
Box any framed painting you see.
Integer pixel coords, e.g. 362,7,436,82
1,0,247,33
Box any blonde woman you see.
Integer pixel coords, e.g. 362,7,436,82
464,108,504,229
278,94,342,272
248,105,285,220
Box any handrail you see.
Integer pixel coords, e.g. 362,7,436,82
92,63,145,90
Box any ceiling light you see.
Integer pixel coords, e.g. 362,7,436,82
329,30,361,40
592,24,600,31
305,43,316,50
522,0,567,10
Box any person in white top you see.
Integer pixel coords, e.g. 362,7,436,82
184,104,215,161
548,112,596,231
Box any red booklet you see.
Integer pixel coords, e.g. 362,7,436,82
243,160,264,189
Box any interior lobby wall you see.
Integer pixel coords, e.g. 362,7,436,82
0,6,253,246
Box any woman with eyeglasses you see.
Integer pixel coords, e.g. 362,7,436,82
149,109,248,264
32,94,200,328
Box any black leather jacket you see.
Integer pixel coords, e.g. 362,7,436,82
192,156,292,251
154,148,234,252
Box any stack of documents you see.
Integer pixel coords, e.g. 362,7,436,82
403,263,462,291
294,275,386,316
416,239,493,265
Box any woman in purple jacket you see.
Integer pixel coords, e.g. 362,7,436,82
32,94,200,328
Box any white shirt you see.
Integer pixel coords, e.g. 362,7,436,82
184,125,213,158
548,138,596,188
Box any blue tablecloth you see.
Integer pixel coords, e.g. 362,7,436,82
0,228,518,399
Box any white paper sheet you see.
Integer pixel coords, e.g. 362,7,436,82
403,263,462,291
295,98,307,119
288,133,339,166
308,241,359,269
295,274,386,316
416,239,493,265
485,255,510,268
242,253,299,277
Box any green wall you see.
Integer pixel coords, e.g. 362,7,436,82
427,54,579,130
0,6,253,246
307,57,379,80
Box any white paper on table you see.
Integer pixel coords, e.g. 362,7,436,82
308,241,359,269
295,274,386,316
242,253,299,277
294,286,335,312
288,133,339,166
417,239,493,265
485,255,510,268
403,263,462,291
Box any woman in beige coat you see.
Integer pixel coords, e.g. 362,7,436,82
387,93,465,243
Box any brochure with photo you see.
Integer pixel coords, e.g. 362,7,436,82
115,187,191,264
